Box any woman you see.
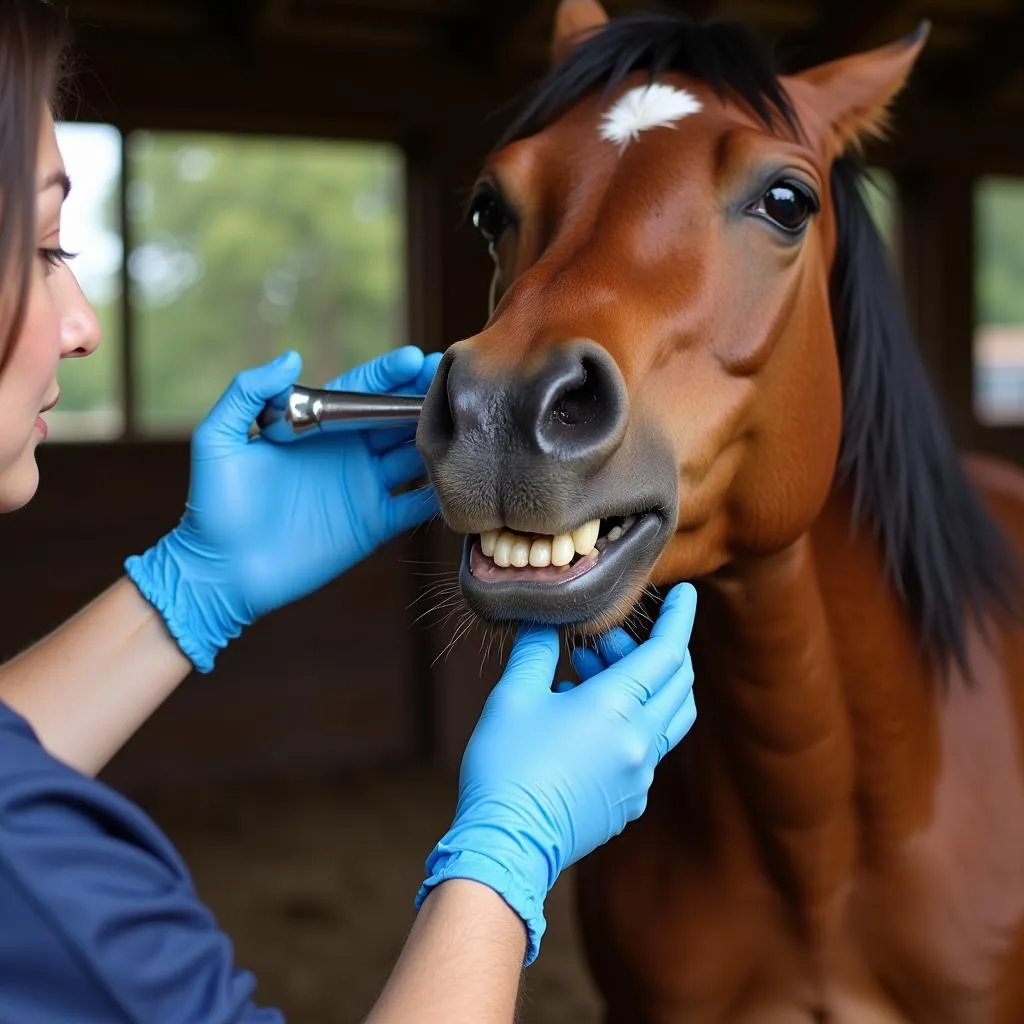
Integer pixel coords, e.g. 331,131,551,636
0,2,699,1021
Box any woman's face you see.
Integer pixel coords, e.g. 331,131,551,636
0,106,101,511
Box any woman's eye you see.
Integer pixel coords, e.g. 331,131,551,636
38,247,75,274
470,188,513,246
751,181,818,235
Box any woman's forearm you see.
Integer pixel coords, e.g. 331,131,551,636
0,577,191,777
365,879,526,1024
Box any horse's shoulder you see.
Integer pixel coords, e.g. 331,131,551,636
962,451,1024,500
962,451,1024,545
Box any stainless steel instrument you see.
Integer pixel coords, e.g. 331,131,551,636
256,384,425,443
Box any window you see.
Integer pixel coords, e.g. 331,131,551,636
50,124,407,440
48,123,124,441
863,167,897,258
974,177,1024,426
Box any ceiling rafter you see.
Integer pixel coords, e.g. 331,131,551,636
659,0,718,22
198,0,264,59
58,0,1024,111
794,0,908,68
257,0,292,34
444,0,547,68
922,0,1024,107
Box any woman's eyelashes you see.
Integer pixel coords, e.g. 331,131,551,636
38,246,75,274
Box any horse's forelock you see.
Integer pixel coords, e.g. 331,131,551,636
495,13,799,154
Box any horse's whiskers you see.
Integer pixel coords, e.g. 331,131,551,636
410,601,463,630
408,579,461,606
434,612,478,666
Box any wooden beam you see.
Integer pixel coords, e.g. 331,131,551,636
66,0,203,31
444,0,545,69
200,0,263,61
659,0,718,22
921,0,1024,107
793,0,909,68
257,0,291,34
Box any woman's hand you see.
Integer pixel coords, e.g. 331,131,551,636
415,583,698,966
125,347,440,673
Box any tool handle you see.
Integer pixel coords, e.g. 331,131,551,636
256,385,425,443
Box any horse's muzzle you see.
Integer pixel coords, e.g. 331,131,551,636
416,338,679,629
417,339,630,531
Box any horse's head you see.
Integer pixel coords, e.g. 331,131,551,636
417,0,928,634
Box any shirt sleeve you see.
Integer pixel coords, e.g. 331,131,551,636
0,701,285,1024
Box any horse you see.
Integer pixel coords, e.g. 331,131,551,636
415,2,1024,1020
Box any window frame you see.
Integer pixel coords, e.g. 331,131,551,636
970,173,1024,430
49,119,419,445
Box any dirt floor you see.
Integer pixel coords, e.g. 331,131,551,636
137,765,604,1024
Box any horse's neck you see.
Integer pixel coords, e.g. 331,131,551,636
688,489,939,943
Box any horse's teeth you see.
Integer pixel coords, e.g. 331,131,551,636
551,534,575,567
529,537,552,567
493,531,514,567
572,519,600,555
476,517,606,568
608,526,623,542
510,537,531,568
622,515,637,531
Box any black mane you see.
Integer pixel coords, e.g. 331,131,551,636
829,155,1019,677
497,13,797,151
495,12,1021,678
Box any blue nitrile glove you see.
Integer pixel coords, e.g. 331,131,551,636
415,583,698,966
125,346,441,673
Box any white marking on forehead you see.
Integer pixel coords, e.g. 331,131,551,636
598,84,702,151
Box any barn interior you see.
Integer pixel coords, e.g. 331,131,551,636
3,0,1024,1020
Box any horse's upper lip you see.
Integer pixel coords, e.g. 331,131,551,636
40,393,60,413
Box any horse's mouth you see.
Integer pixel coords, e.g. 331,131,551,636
457,509,668,629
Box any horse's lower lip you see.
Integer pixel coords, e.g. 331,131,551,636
458,511,668,627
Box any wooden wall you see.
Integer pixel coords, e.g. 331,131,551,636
2,12,1022,794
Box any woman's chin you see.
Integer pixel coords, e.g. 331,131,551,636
0,450,41,512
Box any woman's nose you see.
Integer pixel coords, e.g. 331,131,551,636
58,265,101,358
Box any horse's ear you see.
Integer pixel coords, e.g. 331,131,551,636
552,0,609,67
788,21,930,155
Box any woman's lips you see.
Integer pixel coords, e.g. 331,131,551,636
35,392,59,439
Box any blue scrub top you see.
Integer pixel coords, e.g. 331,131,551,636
0,700,285,1023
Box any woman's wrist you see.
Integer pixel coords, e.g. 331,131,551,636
415,815,555,966
418,877,527,955
124,529,243,674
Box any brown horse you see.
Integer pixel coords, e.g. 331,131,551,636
416,2,1024,1020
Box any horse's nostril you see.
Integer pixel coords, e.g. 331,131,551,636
418,340,628,480
550,361,597,427
416,349,457,459
532,342,628,465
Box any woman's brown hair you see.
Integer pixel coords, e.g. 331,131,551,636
0,0,68,367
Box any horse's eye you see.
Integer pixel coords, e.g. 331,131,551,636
754,180,818,235
470,188,513,245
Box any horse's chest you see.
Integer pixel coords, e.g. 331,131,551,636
575,756,1024,1024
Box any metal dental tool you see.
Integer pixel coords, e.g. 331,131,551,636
255,384,425,443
